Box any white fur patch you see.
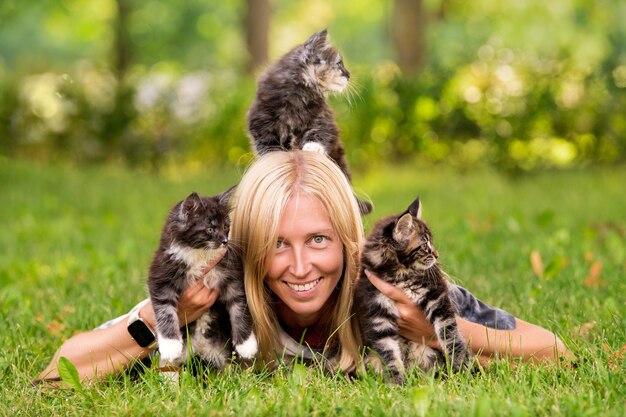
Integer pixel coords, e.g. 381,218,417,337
166,244,225,284
377,336,405,373
425,293,446,318
371,317,396,333
302,142,327,154
326,74,349,93
235,333,259,359
374,292,399,317
158,336,184,365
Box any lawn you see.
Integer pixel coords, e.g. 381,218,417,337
1,157,624,416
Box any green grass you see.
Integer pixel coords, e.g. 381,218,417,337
1,157,625,416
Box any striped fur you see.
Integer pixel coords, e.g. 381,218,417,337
355,196,472,383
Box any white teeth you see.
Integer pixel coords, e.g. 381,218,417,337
286,278,322,292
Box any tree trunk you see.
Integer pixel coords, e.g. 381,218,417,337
392,0,426,76
113,0,132,80
244,0,270,74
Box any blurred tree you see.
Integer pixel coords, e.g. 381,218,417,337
113,0,132,79
244,0,270,74
392,0,425,75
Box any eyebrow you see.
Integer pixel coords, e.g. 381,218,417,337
307,228,336,238
276,227,337,240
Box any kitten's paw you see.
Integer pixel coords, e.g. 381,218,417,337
453,349,475,372
235,333,258,359
302,142,327,154
158,337,184,365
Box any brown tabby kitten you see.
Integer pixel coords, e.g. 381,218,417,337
355,197,472,383
246,29,372,215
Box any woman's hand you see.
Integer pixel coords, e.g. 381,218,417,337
141,249,226,328
364,270,438,348
176,279,220,325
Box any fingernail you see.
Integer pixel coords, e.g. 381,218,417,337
364,269,371,278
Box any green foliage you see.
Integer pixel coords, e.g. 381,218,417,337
0,0,625,171
56,357,83,392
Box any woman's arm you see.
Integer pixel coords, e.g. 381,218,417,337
365,271,574,363
456,316,574,364
36,279,219,383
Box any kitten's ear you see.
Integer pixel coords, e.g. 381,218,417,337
179,192,202,220
304,29,330,51
218,184,237,206
393,213,415,244
407,196,422,220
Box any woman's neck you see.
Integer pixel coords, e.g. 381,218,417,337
275,293,337,349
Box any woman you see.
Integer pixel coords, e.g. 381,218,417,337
36,151,572,382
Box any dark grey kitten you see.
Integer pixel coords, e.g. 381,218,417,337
355,197,472,383
147,190,257,372
247,29,372,215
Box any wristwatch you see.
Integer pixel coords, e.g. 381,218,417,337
126,302,158,349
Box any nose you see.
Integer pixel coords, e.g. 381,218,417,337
342,67,350,80
290,245,311,278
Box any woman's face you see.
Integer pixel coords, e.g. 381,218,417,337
265,193,344,326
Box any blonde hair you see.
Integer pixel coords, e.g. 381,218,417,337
230,151,364,372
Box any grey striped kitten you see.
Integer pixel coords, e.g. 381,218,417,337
355,197,472,383
246,29,372,215
147,190,257,371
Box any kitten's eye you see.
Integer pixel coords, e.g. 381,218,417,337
207,227,215,233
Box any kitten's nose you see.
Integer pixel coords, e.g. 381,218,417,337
433,249,439,258
342,68,350,80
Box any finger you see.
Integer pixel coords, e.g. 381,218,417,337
183,279,207,297
186,285,217,304
201,249,228,274
203,287,219,306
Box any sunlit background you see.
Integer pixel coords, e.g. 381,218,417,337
1,0,625,172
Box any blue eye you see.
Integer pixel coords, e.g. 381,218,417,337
276,239,284,249
312,236,326,244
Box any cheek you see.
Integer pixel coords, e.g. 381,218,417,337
265,252,283,281
316,246,344,276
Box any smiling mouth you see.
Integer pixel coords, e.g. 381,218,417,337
285,277,322,292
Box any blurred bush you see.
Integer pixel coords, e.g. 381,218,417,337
0,0,625,172
2,56,624,172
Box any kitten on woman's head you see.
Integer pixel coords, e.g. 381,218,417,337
247,29,372,215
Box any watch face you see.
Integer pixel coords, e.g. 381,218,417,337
127,319,156,348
